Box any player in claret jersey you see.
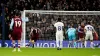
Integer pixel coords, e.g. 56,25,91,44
77,23,85,47
27,26,42,48
10,13,29,52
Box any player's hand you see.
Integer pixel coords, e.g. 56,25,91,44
9,34,12,40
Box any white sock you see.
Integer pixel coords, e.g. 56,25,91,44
56,40,59,48
84,41,87,47
60,41,63,48
90,42,94,47
68,41,72,47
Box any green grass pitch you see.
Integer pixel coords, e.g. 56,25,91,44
0,48,100,56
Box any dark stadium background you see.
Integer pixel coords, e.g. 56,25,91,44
0,0,100,44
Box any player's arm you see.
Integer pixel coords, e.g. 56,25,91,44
66,29,69,34
38,28,43,36
10,18,14,30
53,23,56,33
22,17,29,22
78,26,82,33
92,27,98,37
29,27,33,37
62,23,65,34
84,26,87,33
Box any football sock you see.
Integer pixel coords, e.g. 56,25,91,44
18,43,20,48
69,41,72,47
13,43,15,48
90,42,94,48
60,41,63,48
32,44,34,48
84,41,87,47
56,40,59,48
74,42,77,48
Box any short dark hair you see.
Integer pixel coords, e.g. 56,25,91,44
70,23,74,27
15,13,19,16
58,18,61,21
87,21,91,24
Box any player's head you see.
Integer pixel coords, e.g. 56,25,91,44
70,23,74,28
81,22,84,26
15,13,19,17
87,21,91,25
58,18,61,22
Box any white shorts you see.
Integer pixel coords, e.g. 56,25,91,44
85,33,93,40
56,32,63,41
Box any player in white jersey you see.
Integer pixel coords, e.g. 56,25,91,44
84,22,96,48
54,18,64,50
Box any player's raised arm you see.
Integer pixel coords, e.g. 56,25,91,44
10,18,14,30
29,27,33,37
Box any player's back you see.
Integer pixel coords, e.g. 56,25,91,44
33,28,39,34
85,25,94,34
13,17,22,32
54,22,64,33
67,28,76,35
32,28,39,37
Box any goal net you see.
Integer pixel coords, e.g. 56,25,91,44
21,10,100,47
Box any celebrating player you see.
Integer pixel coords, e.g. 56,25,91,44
27,26,42,48
66,24,77,48
84,21,97,49
54,18,64,50
77,22,85,47
10,13,29,52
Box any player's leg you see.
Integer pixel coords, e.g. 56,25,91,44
82,38,85,47
78,34,85,48
56,33,60,50
26,39,31,47
30,37,36,48
72,35,77,48
84,34,89,48
18,40,21,51
12,40,16,52
17,32,22,52
59,34,63,50
90,34,94,49
11,32,16,52
68,35,72,48
32,39,35,48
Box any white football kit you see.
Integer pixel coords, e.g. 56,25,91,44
85,25,94,40
54,22,64,48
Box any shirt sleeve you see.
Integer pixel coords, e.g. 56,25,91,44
10,19,14,29
78,26,82,33
54,23,56,27
62,23,64,26
74,29,76,33
92,26,95,31
66,29,69,34
22,17,29,22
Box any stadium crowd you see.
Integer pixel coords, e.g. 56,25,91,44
0,0,100,40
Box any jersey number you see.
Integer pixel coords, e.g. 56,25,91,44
15,21,21,27
58,26,61,31
87,27,92,31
